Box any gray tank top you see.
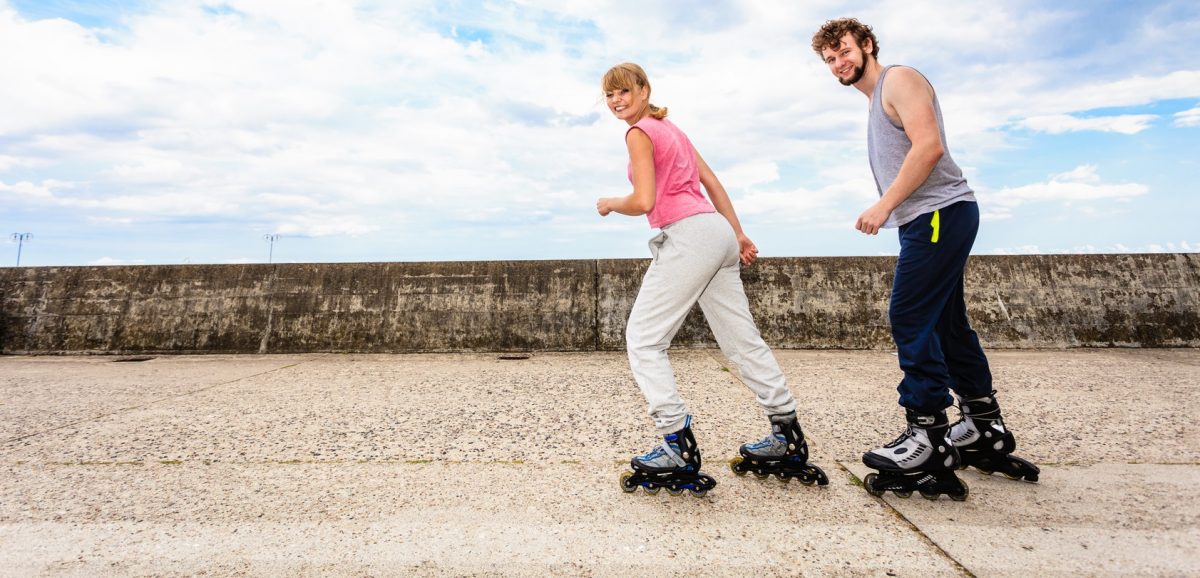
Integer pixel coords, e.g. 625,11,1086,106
868,65,975,228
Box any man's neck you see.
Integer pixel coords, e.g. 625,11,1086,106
855,58,885,100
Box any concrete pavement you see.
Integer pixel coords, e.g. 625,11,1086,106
2,349,1197,576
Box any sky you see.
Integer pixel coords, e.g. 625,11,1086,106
1,0,1198,266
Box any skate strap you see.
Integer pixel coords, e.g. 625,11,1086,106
658,442,687,467
748,433,784,451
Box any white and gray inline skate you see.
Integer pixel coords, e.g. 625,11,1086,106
862,409,969,501
950,391,1040,482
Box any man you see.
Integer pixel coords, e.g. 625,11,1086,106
812,18,1039,500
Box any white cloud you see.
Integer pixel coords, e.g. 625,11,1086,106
1051,165,1102,184
0,0,1196,263
0,155,23,172
91,256,146,266
989,241,1200,255
991,245,1042,255
1174,105,1200,127
0,179,58,200
983,165,1148,210
1016,114,1158,135
274,214,380,237
720,160,780,188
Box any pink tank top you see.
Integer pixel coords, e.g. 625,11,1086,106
627,117,715,229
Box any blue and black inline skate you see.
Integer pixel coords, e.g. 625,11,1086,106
862,408,970,501
620,416,716,497
949,391,1040,482
730,412,828,485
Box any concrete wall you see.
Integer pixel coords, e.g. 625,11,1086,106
1,253,1197,354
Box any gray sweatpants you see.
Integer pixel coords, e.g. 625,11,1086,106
626,211,797,435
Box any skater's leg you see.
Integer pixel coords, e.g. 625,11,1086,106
890,202,981,414
932,203,992,399
935,274,992,398
626,213,730,435
696,251,797,418
687,218,826,485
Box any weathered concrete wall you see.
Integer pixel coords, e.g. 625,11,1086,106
1,254,1197,354
0,261,595,354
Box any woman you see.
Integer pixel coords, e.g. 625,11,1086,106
598,63,827,497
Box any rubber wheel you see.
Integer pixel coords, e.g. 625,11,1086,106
863,473,883,497
950,481,970,502
728,457,746,476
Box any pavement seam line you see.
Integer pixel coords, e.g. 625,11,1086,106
0,355,326,446
837,461,977,578
10,459,1187,467
7,459,605,467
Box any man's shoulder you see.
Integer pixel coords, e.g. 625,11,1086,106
881,65,935,98
884,65,928,84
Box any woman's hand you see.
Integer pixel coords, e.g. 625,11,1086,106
737,233,759,266
596,198,613,216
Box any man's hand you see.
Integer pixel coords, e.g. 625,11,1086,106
737,233,759,266
596,198,613,216
856,201,892,235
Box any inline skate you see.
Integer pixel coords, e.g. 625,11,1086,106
729,412,828,485
862,409,969,501
620,416,716,497
949,391,1040,482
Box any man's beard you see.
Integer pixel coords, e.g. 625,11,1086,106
840,62,866,86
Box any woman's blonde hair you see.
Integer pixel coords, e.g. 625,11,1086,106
602,62,668,120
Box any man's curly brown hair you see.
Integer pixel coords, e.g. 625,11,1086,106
811,18,879,59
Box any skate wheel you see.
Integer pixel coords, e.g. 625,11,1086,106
645,485,661,495
729,457,746,476
666,485,684,497
863,473,883,497
799,474,816,486
950,480,970,502
777,473,792,483
689,488,708,498
918,490,939,500
752,471,770,480
976,468,995,476
619,471,638,493
1003,458,1028,481
895,490,912,498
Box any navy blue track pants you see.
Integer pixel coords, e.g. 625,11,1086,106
890,201,992,414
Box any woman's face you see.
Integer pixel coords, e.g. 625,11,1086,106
605,83,649,124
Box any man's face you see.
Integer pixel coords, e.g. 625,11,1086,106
821,32,869,87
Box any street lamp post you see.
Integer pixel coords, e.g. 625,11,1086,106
11,232,32,266
263,234,281,263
